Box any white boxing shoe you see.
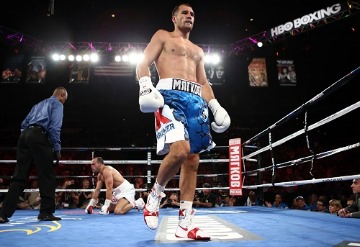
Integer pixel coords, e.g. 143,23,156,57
175,209,211,240
143,189,166,230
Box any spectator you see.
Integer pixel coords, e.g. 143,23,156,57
338,179,360,218
24,180,41,209
308,193,319,211
77,178,93,209
316,199,329,213
57,179,78,209
265,194,288,209
295,196,311,211
245,190,262,206
193,183,217,208
160,192,180,208
328,199,342,215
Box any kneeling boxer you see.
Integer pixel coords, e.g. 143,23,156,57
85,157,145,215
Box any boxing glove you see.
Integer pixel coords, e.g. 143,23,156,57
85,198,96,214
208,99,231,133
138,76,164,113
99,199,111,215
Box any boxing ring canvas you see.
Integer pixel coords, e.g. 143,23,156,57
0,207,359,247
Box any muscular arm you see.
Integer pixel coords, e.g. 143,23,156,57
197,48,231,133
103,169,114,201
136,30,165,80
91,176,103,200
196,50,215,103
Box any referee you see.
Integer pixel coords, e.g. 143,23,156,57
0,87,68,223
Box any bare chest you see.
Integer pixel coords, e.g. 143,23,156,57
164,39,200,62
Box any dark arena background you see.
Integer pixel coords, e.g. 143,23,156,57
0,1,359,246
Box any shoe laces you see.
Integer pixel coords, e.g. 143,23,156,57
179,209,195,228
147,190,164,212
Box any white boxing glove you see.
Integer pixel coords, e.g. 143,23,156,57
208,99,231,133
139,76,164,113
99,199,111,215
85,198,96,214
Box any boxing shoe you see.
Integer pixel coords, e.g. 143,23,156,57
37,214,61,221
175,209,211,240
143,189,166,230
0,216,9,223
134,198,145,211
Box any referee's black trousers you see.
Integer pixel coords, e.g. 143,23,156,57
1,127,56,218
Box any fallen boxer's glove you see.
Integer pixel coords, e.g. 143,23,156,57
99,199,111,215
85,198,96,214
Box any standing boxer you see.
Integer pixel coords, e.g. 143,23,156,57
85,157,145,215
136,3,230,240
0,87,67,223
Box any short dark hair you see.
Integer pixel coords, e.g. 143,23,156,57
172,3,192,16
95,157,104,164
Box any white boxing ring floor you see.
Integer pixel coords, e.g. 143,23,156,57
0,206,359,247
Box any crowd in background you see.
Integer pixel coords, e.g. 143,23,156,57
0,139,358,215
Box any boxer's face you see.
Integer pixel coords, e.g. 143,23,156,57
173,5,194,32
90,160,100,173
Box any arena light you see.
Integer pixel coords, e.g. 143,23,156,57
122,54,129,62
115,55,121,62
68,55,75,61
83,54,90,62
75,55,82,62
90,53,99,62
204,54,221,65
136,53,144,63
128,52,144,64
52,53,60,61
114,52,144,64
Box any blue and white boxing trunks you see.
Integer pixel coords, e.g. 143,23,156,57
155,78,216,155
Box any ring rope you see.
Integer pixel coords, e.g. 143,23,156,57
0,145,229,152
0,172,229,180
1,174,359,193
243,65,360,146
243,174,360,189
0,158,230,165
243,100,360,160
0,186,230,193
243,142,360,176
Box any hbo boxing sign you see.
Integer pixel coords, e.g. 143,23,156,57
270,3,342,37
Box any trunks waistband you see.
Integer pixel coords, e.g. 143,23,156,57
156,78,202,96
117,179,130,192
